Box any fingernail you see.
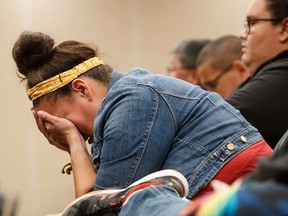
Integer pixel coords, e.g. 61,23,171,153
37,111,43,117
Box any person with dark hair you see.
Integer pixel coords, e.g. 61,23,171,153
12,31,272,200
167,39,210,86
226,0,288,148
196,35,250,99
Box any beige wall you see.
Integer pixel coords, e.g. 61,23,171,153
0,0,251,215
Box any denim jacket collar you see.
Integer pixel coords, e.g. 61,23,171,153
108,71,124,92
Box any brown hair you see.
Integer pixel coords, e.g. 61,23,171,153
196,35,242,70
266,0,288,21
170,39,210,69
12,31,112,105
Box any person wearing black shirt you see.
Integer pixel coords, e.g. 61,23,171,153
227,0,288,148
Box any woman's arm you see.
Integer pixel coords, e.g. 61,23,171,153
33,110,96,197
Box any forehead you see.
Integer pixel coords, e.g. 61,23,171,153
35,98,71,117
170,54,181,65
247,0,270,18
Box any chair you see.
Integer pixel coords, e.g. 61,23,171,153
247,129,288,182
271,129,288,159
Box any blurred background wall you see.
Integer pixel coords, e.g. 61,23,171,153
0,0,250,215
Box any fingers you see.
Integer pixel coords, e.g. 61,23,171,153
31,108,40,127
47,135,70,153
37,110,58,124
31,110,49,139
32,110,62,147
30,108,72,153
44,121,54,133
35,110,59,135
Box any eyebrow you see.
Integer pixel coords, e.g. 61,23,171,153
246,15,258,19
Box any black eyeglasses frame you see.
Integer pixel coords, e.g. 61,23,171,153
244,18,284,34
202,64,233,91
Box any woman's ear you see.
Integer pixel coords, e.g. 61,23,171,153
71,78,93,101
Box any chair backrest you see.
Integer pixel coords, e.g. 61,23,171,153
246,129,288,183
272,129,288,159
0,192,4,216
0,191,19,216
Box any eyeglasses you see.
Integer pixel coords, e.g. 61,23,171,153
202,65,232,90
244,18,283,34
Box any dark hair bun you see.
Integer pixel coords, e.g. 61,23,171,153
12,31,55,76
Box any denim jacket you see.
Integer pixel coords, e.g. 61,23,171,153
92,68,263,198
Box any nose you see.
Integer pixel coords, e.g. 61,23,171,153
240,28,248,40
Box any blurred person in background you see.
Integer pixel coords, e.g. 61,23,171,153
196,35,250,99
167,39,210,87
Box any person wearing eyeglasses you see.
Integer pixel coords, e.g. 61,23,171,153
226,0,288,149
167,39,210,87
196,35,250,99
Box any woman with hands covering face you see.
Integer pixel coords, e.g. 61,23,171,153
12,31,272,199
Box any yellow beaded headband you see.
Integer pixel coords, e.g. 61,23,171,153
27,57,103,101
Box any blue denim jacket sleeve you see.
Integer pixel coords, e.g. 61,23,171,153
93,80,176,189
